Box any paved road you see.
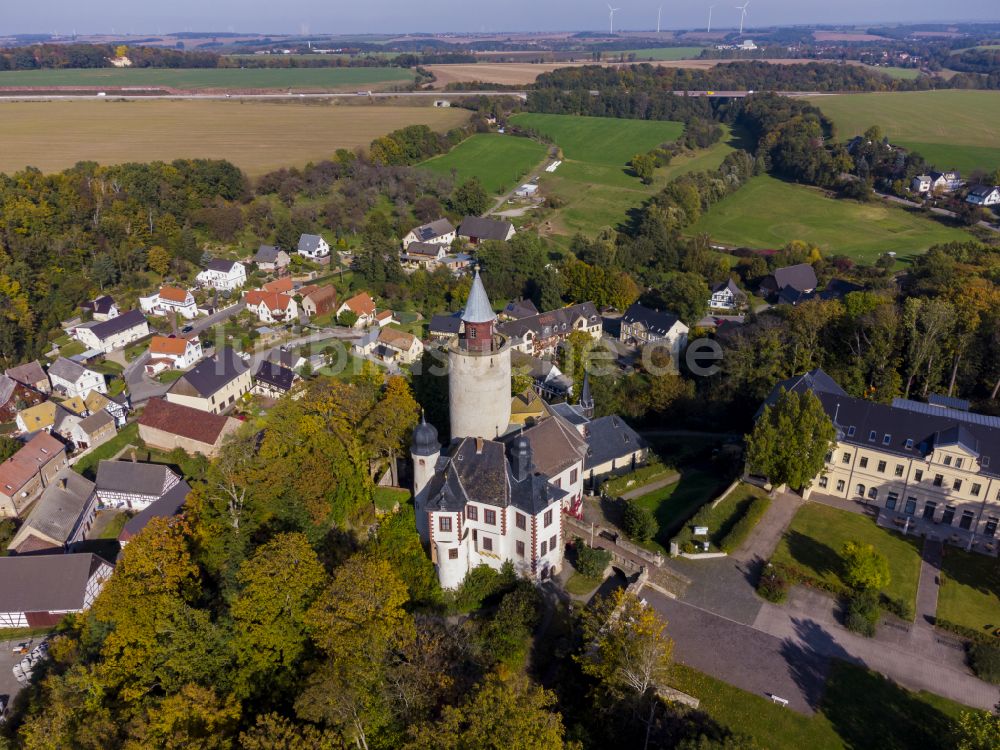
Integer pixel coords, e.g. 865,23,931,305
877,192,999,234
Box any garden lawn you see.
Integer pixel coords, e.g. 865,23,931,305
565,572,604,596
937,546,1000,637
772,503,922,613
673,482,770,550
420,133,548,194
807,90,1000,174
689,174,971,264
670,660,970,750
73,423,140,479
374,487,411,514
630,469,724,552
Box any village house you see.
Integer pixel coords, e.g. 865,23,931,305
457,216,516,245
910,174,933,194
500,299,539,321
0,375,46,423
253,361,299,399
499,302,603,357
9,468,99,555
619,303,689,356
5,361,51,395
402,218,455,250
966,184,1000,207
15,401,74,436
297,233,331,259
929,170,963,193
511,350,573,400
0,554,113,628
428,312,462,342
375,309,395,328
46,358,107,399
145,335,203,375
297,284,337,317
138,398,241,457
80,295,119,322
60,395,90,418
196,259,247,291
758,263,819,305
166,347,252,414
95,392,129,428
762,370,1000,546
69,410,116,451
0,433,67,517
253,244,292,275
708,279,745,311
375,327,424,365
245,290,298,324
263,277,294,294
337,292,377,328
118,480,191,545
352,329,381,358
139,285,198,320
401,242,449,271
95,460,183,511
67,309,149,354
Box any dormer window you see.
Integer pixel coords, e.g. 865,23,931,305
905,439,914,450
955,458,964,470
882,434,891,446
982,456,991,468
847,426,856,437
868,430,877,442
944,456,952,466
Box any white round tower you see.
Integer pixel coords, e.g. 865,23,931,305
411,415,440,544
448,271,512,440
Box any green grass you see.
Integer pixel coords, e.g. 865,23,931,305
630,469,724,552
772,503,923,614
0,67,413,91
73,423,140,479
156,370,186,384
689,174,971,264
90,360,124,375
420,133,548,194
374,487,411,513
96,511,130,540
58,340,87,358
807,90,1000,174
602,462,675,498
937,547,1000,637
673,483,770,549
615,46,706,61
565,572,604,596
863,65,922,80
671,660,970,750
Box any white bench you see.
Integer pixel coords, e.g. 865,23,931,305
770,695,789,707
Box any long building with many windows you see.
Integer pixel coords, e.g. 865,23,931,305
764,370,1000,541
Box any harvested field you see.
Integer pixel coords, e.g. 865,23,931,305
0,100,470,177
814,32,890,42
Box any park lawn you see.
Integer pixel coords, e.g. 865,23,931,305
864,65,922,80
565,572,604,596
673,482,770,549
807,90,1000,173
374,487,411,513
772,503,923,613
671,660,970,750
937,546,1000,636
420,133,548,194
617,46,706,61
537,124,740,239
631,469,724,552
73,423,140,479
689,174,971,264
0,66,413,91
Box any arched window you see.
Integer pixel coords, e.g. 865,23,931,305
855,484,866,497
867,487,878,500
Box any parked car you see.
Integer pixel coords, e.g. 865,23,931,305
181,325,194,333
10,642,29,655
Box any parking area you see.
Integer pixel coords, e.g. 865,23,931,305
0,636,51,705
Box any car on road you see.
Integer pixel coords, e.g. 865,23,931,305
181,325,194,333
10,642,29,655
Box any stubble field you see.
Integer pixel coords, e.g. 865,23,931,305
0,100,470,176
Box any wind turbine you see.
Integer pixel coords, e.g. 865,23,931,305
657,5,662,34
707,4,716,33
736,1,750,35
608,4,621,35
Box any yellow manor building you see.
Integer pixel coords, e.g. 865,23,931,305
767,371,1000,542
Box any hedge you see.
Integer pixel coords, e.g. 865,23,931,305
602,462,674,498
769,560,915,620
936,618,1000,646
719,496,771,553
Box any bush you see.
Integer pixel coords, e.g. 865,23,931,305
757,565,789,603
936,618,1000,645
969,642,1000,684
718,496,771,553
621,499,656,543
842,541,891,592
451,562,517,613
844,588,881,637
602,462,672,498
573,538,611,579
879,593,914,622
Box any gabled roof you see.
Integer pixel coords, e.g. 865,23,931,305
139,398,236,445
621,303,682,336
968,184,999,197
711,279,742,296
342,292,376,317
263,278,294,294
0,375,15,407
16,401,68,432
204,259,243,274
48,357,97,384
150,336,191,357
97,460,178,497
245,291,294,312
377,327,418,351
936,425,979,455
77,410,114,436
409,218,455,242
87,309,147,341
297,234,327,253
158,286,191,303
429,312,462,335
169,348,247,399
119,480,191,542
516,414,588,477
84,391,111,413
584,415,648,470
254,361,297,392
498,302,600,341
84,295,116,315
0,553,110,612
0,432,65,495
61,396,88,416
16,468,95,547
303,285,336,306
406,241,446,257
254,244,285,263
462,271,496,325
458,216,514,242
5,361,47,387
502,299,539,320
773,264,818,294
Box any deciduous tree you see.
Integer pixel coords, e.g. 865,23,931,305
745,389,835,491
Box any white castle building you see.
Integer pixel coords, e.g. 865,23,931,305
413,272,648,589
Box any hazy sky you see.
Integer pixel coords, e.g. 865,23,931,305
3,1,997,36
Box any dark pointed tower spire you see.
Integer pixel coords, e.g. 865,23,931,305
579,370,594,419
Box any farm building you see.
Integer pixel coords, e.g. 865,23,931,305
458,216,516,245
0,432,68,518
138,398,241,457
96,460,183,511
8,468,98,554
0,553,113,628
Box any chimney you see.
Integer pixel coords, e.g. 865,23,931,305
58,477,67,491
475,437,484,455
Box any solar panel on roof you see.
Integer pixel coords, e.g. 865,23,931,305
891,398,1000,429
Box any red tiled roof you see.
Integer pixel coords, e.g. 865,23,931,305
245,291,294,312
159,286,190,303
138,398,231,446
343,292,375,317
150,336,189,356
0,432,65,495
263,278,294,294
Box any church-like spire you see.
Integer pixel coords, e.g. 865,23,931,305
579,370,594,418
461,270,496,324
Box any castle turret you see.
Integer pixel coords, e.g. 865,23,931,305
448,271,512,440
579,371,594,419
411,414,440,543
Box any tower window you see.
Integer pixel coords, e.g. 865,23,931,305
448,548,458,560
484,509,496,525
439,517,452,533
516,513,526,530
466,506,478,521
